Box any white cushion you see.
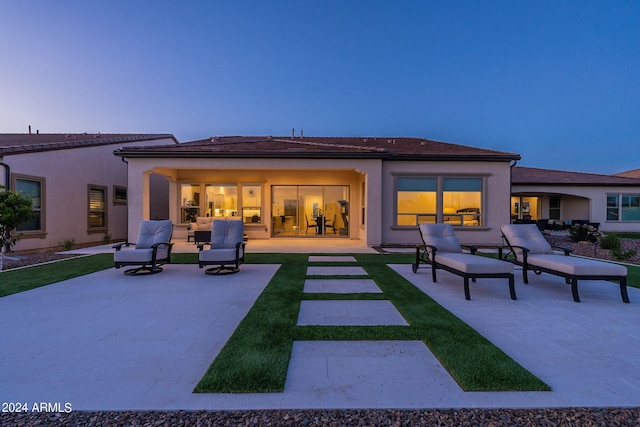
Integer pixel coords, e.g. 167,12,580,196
195,217,214,231
136,220,173,249
199,248,240,262
436,253,514,275
526,254,627,277
501,224,554,255
419,223,462,253
211,220,244,249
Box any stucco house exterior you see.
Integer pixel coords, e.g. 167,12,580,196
0,133,177,252
511,166,640,232
114,135,520,247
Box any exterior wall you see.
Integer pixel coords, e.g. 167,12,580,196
381,160,513,246
4,137,175,252
512,184,640,232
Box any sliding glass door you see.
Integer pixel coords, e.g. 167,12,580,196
272,185,349,237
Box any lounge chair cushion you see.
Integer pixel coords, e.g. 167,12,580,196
436,253,514,275
115,248,170,263
419,223,462,253
199,248,239,263
500,224,554,255
136,220,173,249
526,254,627,277
211,220,244,248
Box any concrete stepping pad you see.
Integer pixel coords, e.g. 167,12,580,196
308,256,357,263
297,300,408,326
306,266,367,276
303,279,382,294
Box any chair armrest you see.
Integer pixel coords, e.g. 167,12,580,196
551,245,572,256
197,244,205,251
112,242,133,251
151,242,174,250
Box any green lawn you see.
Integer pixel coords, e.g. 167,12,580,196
195,252,550,393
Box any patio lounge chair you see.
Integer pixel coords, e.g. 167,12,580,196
198,219,246,275
113,220,174,275
500,224,629,303
413,223,516,300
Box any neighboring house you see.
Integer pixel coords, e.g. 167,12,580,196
615,168,640,179
114,136,520,247
0,133,177,252
511,166,640,232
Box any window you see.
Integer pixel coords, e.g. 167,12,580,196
241,184,261,223
607,194,640,221
88,185,107,231
113,186,127,205
14,175,45,233
549,197,561,220
396,176,483,227
205,184,238,218
180,183,200,222
397,177,437,226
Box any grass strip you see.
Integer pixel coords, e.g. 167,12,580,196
0,253,113,298
196,252,550,393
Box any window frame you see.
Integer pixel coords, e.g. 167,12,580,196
394,174,486,228
608,193,640,222
113,185,127,205
12,173,46,238
87,184,108,233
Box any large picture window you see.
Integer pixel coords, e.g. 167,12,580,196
88,185,107,231
608,193,640,221
179,182,264,225
14,175,45,233
396,176,483,227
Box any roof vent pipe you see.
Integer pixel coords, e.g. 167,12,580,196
291,128,295,139
300,129,303,139
28,125,31,134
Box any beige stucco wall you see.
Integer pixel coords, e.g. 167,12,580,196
381,160,513,246
4,137,175,252
512,184,640,232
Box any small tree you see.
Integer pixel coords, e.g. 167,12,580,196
0,185,36,270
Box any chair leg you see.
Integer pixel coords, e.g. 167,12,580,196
620,277,630,303
522,266,529,284
431,264,437,282
508,274,517,300
463,277,471,300
571,278,580,302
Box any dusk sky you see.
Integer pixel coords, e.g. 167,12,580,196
1,1,638,174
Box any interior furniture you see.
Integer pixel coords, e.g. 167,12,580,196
113,220,174,275
413,223,516,300
187,216,213,243
501,224,628,303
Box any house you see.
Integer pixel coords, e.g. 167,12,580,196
0,133,177,252
511,166,640,232
114,135,520,247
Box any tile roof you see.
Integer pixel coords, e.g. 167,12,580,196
512,166,640,186
614,168,640,179
0,133,177,155
114,136,520,161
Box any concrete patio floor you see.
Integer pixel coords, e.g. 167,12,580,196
1,242,639,411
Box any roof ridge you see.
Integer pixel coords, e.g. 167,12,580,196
271,138,388,153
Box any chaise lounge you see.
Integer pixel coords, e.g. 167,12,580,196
500,224,629,303
413,223,516,300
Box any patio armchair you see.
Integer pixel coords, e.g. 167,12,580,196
113,220,174,275
500,224,629,303
413,223,516,300
198,219,246,275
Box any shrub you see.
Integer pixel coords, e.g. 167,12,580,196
59,238,75,251
599,234,621,250
611,248,637,261
568,224,600,243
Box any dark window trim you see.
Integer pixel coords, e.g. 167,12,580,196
88,184,108,233
11,173,47,238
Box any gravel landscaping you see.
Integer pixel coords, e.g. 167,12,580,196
3,408,640,426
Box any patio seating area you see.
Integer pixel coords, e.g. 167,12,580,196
1,244,639,410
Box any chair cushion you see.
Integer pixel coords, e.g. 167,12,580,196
501,224,554,254
419,223,462,253
114,248,170,263
436,253,514,275
136,220,173,249
526,254,627,277
211,220,244,249
195,217,214,231
199,248,239,262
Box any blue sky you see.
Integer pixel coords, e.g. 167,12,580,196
1,1,638,174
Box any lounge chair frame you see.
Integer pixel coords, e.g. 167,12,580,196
413,224,516,300
198,241,246,275
114,241,174,275
501,225,629,303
